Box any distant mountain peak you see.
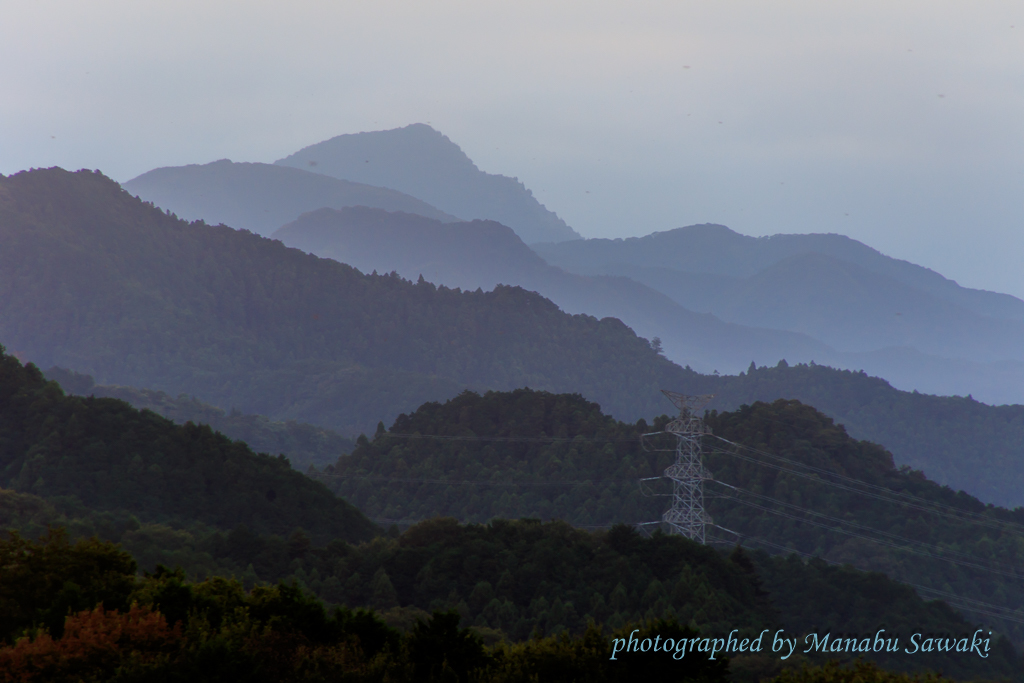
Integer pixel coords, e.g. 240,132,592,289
292,124,481,176
276,124,582,244
122,159,460,237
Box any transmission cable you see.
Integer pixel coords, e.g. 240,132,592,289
707,439,1024,535
708,479,1014,572
713,490,1023,579
379,432,638,443
312,472,630,487
708,526,1024,626
328,429,1024,536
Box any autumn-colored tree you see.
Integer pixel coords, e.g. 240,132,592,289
0,604,180,683
0,528,137,642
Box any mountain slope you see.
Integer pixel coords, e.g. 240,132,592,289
691,361,1024,509
533,223,1024,322
273,206,837,374
716,252,1024,361
275,124,581,244
43,367,356,472
0,346,377,544
121,159,460,237
319,388,1024,654
0,167,690,434
533,224,1024,401
272,206,1024,404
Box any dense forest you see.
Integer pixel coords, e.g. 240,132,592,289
43,367,354,472
1,527,1015,681
0,346,376,544
41,360,1024,512
697,361,1024,509
4,168,1024,511
4,358,1019,679
319,388,1024,645
0,167,692,434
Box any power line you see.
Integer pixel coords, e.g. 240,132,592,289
371,516,633,531
379,432,638,443
312,473,632,487
344,425,1024,630
353,429,1024,536
709,479,1017,573
708,527,1024,627
707,438,1024,535
714,490,1024,579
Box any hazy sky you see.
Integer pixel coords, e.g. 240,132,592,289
3,1,1022,297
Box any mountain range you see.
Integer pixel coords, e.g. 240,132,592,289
272,206,832,375
5,352,1021,680
122,158,460,237
534,225,1024,358
275,205,1024,404
6,167,1024,508
121,124,1024,404
274,123,582,244
0,167,689,436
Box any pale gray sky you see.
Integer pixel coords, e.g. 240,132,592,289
3,1,1022,296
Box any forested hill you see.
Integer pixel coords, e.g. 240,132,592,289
0,346,377,543
43,366,355,472
320,388,1024,645
688,362,1024,509
0,167,693,434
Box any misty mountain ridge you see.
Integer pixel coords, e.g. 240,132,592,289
42,366,355,473
0,167,692,435
534,223,1024,321
713,251,1024,361
122,158,461,237
275,206,1024,405
272,206,838,375
6,169,1024,507
275,123,582,244
121,125,1024,385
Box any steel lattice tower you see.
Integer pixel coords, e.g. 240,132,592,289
660,390,714,542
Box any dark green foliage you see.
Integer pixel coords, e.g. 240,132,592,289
767,661,949,682
0,167,691,435
321,389,674,525
701,399,1024,652
322,389,1024,663
748,551,1020,680
6,526,1015,682
0,531,726,683
607,618,731,682
130,562,404,674
318,518,770,640
44,366,356,472
0,528,137,642
697,362,1024,509
407,610,490,682
0,346,377,543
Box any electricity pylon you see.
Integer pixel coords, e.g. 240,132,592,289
660,390,714,542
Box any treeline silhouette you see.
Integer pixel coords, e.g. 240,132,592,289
321,388,1024,646
0,346,376,544
0,167,690,434
43,366,354,472
1,529,1013,682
